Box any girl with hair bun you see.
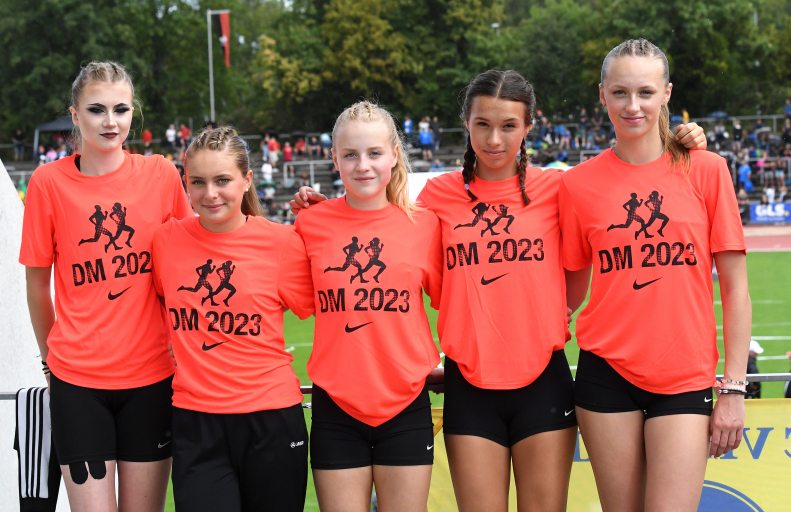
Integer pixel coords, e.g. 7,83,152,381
293,100,444,511
292,71,707,510
559,39,751,510
152,126,315,511
20,61,193,511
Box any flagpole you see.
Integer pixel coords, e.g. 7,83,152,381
207,9,215,123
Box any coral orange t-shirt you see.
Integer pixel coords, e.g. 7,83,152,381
152,216,314,414
295,199,443,427
418,170,569,389
559,149,746,393
19,152,193,389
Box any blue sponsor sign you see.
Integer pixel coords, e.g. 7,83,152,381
750,203,790,223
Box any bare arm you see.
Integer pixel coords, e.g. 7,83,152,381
565,265,591,313
26,266,55,384
709,250,751,458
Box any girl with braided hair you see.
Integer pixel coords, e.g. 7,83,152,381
291,72,707,511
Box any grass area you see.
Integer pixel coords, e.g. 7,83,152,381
164,251,791,510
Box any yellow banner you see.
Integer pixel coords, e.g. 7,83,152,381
429,399,791,512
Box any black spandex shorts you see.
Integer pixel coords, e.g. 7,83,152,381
171,405,308,512
310,384,434,469
443,350,577,447
49,373,174,465
574,349,713,418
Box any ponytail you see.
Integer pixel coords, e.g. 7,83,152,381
658,103,691,175
461,137,478,202
517,139,530,206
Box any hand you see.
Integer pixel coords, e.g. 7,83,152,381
289,187,328,214
428,367,445,394
675,123,707,150
709,392,745,458
168,343,177,367
567,307,573,326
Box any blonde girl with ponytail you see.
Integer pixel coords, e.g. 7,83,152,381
292,100,444,512
152,125,316,511
559,39,750,511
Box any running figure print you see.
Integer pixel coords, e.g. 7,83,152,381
454,202,516,237
325,236,388,283
77,202,136,252
607,191,671,240
178,259,238,307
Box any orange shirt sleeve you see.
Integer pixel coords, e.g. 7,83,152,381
277,229,315,319
704,160,747,253
558,179,591,271
158,157,193,221
151,221,175,297
19,175,56,267
424,216,443,310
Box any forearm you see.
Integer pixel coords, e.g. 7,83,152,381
26,280,55,361
565,265,591,313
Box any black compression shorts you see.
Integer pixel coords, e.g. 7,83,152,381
443,350,577,447
310,384,434,469
574,349,713,418
49,373,173,464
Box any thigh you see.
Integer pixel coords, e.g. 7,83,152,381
171,408,240,512
372,464,432,512
644,414,710,512
313,467,373,512
444,434,510,512
117,459,171,512
61,460,117,512
576,407,646,512
49,373,116,464
237,405,309,512
511,427,576,512
114,376,174,463
372,393,434,467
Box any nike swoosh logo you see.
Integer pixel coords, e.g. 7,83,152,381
108,286,132,300
427,445,433,450
565,410,574,417
158,441,170,448
704,397,712,402
633,278,662,290
481,273,509,285
202,341,227,351
345,322,373,333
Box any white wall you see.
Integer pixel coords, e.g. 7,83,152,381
0,160,70,511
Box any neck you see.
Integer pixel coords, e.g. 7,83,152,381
79,143,126,177
613,125,664,165
345,190,389,211
199,211,247,233
475,159,518,181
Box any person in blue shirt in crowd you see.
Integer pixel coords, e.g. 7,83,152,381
738,160,754,192
419,127,433,160
785,98,790,119
403,116,413,146
429,159,445,172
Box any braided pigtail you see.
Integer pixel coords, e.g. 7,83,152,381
517,138,530,206
462,137,477,201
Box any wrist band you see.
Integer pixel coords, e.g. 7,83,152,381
721,378,749,386
41,360,50,376
719,388,746,395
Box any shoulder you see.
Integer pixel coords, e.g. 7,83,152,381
29,157,74,189
153,216,182,246
130,153,178,176
421,170,463,197
296,197,343,222
688,149,726,169
249,215,294,241
409,207,440,231
561,150,610,184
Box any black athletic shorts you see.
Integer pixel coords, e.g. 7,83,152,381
172,404,308,512
574,349,713,418
443,350,577,447
310,383,434,469
49,373,173,465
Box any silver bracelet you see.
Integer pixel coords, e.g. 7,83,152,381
719,388,746,395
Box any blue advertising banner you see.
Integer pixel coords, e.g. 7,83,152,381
750,204,789,224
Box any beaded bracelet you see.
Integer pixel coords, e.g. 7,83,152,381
719,388,747,395
721,378,749,386
41,360,50,376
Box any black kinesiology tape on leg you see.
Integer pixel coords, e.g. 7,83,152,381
69,462,88,485
88,461,107,480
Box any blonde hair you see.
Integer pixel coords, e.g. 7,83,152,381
332,101,419,219
601,39,690,174
70,61,139,149
185,126,263,217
